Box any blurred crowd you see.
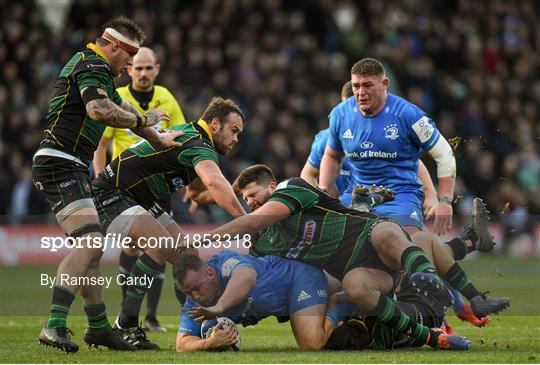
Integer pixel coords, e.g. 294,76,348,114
1,0,538,250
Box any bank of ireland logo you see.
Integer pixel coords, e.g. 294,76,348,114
384,124,399,140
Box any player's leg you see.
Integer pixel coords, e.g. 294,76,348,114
287,261,332,350
342,267,468,350
119,246,139,302
369,220,455,307
33,159,132,352
411,213,509,318
290,304,331,350
143,201,173,333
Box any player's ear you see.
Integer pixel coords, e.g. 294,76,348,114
268,181,277,191
382,77,389,90
154,63,160,75
209,117,221,132
206,266,216,279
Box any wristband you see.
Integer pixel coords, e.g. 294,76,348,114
136,115,147,127
438,196,453,205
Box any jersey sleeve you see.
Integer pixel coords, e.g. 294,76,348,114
178,298,201,336
215,254,256,282
306,131,327,169
111,88,123,105
327,108,343,152
73,60,113,94
268,181,320,214
402,105,441,152
177,139,219,167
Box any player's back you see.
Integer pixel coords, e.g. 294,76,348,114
92,121,218,208
250,177,380,280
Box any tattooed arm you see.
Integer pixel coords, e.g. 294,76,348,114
117,99,167,145
83,88,170,128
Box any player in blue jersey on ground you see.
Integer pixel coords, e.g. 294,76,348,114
318,58,507,327
174,252,334,351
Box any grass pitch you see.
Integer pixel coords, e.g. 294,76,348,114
1,256,539,363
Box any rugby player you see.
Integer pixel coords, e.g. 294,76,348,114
174,252,333,351
93,46,187,333
317,58,504,314
32,16,182,353
91,97,246,349
301,81,438,214
203,165,509,350
319,58,455,236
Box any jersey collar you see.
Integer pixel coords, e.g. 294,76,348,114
86,43,110,65
196,119,214,146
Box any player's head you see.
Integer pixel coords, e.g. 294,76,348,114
350,58,389,116
341,81,354,101
128,47,159,92
324,317,373,351
173,253,222,306
235,164,277,211
96,16,145,77
201,97,245,155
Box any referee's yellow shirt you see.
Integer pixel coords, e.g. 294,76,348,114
103,85,186,160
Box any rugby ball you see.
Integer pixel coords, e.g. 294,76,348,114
200,317,241,351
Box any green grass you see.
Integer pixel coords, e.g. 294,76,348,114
1,257,539,363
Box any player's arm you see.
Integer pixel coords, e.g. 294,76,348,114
176,329,237,352
425,135,456,235
194,160,246,217
418,160,438,216
189,266,257,321
319,146,344,197
209,200,291,237
186,177,215,205
82,87,169,128
92,134,111,175
300,162,320,187
116,99,183,149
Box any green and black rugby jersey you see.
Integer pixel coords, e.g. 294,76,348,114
41,43,122,165
249,178,381,280
92,120,219,209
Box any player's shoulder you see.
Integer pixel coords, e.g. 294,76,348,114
154,85,175,99
116,84,130,97
208,251,255,277
386,93,426,123
312,128,330,144
330,96,356,117
74,50,112,75
275,177,319,194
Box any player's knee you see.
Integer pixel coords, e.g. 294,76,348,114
371,222,405,250
343,283,373,311
297,333,326,351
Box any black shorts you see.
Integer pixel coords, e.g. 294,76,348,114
32,155,95,223
325,218,404,287
92,185,175,236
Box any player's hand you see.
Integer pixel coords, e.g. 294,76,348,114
189,304,224,321
457,304,491,327
143,109,171,127
157,130,183,148
426,203,453,236
423,193,439,216
208,324,237,348
181,190,199,214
